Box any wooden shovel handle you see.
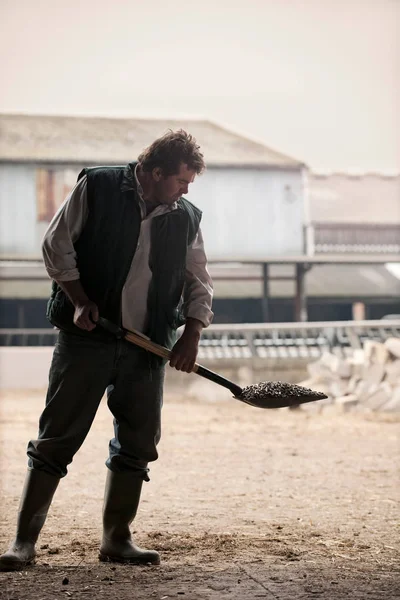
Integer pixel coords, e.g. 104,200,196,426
125,331,171,360
124,331,243,397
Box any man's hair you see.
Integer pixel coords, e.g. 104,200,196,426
138,129,205,176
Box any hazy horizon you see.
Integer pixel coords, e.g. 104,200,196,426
1,0,399,171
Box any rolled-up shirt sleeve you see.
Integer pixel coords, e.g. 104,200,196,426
41,175,88,281
183,227,214,327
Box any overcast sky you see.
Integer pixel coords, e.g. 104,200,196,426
1,0,399,171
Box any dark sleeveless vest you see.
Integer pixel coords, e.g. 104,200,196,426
46,162,202,350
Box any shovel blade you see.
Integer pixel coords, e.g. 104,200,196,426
235,394,327,409
235,381,328,409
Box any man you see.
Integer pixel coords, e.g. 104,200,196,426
0,130,213,571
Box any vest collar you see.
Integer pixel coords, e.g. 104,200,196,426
120,162,138,192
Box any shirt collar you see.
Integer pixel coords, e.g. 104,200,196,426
126,162,178,213
133,164,145,199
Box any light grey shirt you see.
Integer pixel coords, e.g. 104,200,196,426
42,171,214,333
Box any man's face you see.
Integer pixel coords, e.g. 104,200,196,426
153,163,196,205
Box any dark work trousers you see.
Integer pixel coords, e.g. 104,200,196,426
27,331,165,481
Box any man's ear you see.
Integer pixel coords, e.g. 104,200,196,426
152,167,163,182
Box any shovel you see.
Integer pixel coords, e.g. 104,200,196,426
96,317,327,410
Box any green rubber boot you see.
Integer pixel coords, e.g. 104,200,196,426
99,470,160,565
0,469,60,571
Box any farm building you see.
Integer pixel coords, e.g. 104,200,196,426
0,113,306,260
0,114,399,330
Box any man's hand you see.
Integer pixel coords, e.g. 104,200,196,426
73,301,99,331
169,318,203,373
56,279,99,331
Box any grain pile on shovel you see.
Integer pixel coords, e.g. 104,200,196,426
237,381,327,409
97,317,327,410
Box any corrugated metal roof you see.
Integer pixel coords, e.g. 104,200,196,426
308,172,400,224
210,264,400,298
0,114,303,167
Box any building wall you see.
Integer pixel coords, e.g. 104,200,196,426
0,165,38,255
189,167,305,259
0,163,305,259
0,163,81,256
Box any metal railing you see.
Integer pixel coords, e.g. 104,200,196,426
0,328,59,347
196,320,400,359
314,223,400,254
1,320,399,359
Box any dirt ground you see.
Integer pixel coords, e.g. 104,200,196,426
0,387,399,600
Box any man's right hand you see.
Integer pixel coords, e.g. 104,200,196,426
73,301,99,331
55,279,99,331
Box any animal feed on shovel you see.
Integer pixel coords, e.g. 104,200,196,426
238,381,327,408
